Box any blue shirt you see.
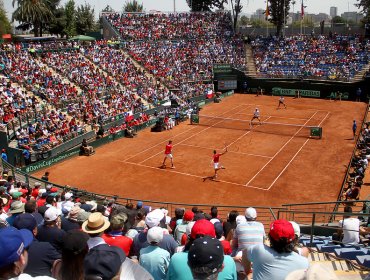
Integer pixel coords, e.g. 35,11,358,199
166,251,237,280
353,122,357,132
140,245,170,280
247,244,309,280
1,152,8,162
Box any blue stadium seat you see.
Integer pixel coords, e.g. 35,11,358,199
316,244,342,253
334,248,368,260
356,255,370,268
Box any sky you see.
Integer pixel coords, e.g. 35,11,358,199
4,0,361,19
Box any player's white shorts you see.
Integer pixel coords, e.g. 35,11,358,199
214,162,219,169
165,153,173,159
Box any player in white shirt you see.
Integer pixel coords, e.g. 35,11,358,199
277,96,287,109
250,108,262,126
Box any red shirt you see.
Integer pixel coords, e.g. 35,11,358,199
102,233,133,256
213,154,221,163
165,144,173,155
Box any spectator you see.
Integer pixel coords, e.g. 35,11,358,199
289,221,309,258
214,222,232,255
188,236,225,279
167,219,237,280
61,205,81,232
140,226,170,279
334,206,360,245
13,213,60,277
1,148,8,162
133,208,178,257
223,210,239,240
174,210,194,244
36,206,65,252
0,227,54,280
81,212,111,249
6,201,25,226
102,213,133,256
41,171,49,182
242,219,309,280
52,230,89,280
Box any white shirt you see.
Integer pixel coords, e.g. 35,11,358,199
339,218,360,245
87,236,106,250
254,110,260,117
10,273,55,280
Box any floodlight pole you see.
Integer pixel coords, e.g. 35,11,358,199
174,0,176,13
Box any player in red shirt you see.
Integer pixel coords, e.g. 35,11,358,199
162,140,175,169
203,147,228,181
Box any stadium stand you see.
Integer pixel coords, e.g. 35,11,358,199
1,9,370,280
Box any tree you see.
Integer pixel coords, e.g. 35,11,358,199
123,0,144,13
75,3,96,35
230,0,243,31
332,16,346,24
186,0,227,12
12,0,54,37
102,5,114,13
356,0,370,22
0,0,11,36
48,5,66,37
268,0,291,36
64,0,76,38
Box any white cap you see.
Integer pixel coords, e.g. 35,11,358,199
46,184,52,190
38,189,46,197
86,201,97,211
145,209,164,228
147,226,164,244
245,207,257,219
64,192,73,200
44,206,61,222
236,215,246,225
290,221,301,237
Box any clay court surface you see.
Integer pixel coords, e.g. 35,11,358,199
33,94,367,207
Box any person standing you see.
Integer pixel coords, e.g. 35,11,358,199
277,96,287,109
1,149,8,162
250,108,262,126
162,140,174,169
356,88,362,102
353,120,357,140
203,147,228,181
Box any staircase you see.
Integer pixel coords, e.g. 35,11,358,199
245,44,257,78
352,62,370,82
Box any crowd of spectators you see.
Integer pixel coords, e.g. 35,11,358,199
0,174,315,279
252,35,370,81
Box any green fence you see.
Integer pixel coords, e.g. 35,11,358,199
272,88,321,98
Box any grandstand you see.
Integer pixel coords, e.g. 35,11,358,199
0,9,370,280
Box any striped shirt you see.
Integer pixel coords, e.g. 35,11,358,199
233,221,265,252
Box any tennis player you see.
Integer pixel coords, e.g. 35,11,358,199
277,96,287,109
250,108,262,126
203,147,228,181
162,140,175,169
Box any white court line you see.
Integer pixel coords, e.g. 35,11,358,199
267,138,310,190
245,111,319,187
179,143,273,159
138,104,249,164
118,160,269,191
235,112,309,121
124,104,246,162
266,111,330,190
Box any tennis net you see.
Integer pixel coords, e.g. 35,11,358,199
195,115,322,138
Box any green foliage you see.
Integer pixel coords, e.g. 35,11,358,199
123,0,144,13
75,3,97,35
64,0,76,38
12,0,54,37
102,5,114,13
332,16,346,24
0,0,11,35
230,0,243,30
48,6,66,37
268,0,291,35
186,0,227,12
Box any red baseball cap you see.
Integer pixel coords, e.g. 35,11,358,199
183,210,194,222
269,219,295,242
190,219,216,239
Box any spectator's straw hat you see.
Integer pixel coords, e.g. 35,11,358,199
82,212,110,234
68,205,81,221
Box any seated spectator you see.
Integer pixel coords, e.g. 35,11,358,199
223,210,239,241
174,210,194,244
342,183,361,201
0,227,54,280
333,206,360,245
13,213,60,277
140,226,170,279
52,230,89,280
289,221,309,258
242,219,309,280
80,138,95,156
102,213,133,256
188,236,225,279
167,219,237,280
214,222,232,255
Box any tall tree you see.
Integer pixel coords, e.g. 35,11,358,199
186,0,227,12
64,0,76,38
268,0,291,36
356,0,370,22
123,0,144,12
48,5,66,37
75,3,96,35
230,0,242,31
0,0,11,36
12,0,54,37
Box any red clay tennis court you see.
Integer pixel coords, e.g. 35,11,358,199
33,94,367,207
